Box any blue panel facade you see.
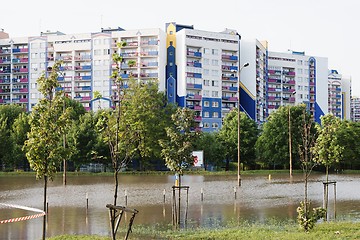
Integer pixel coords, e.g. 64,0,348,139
166,45,177,104
240,88,256,119
315,102,324,124
202,97,222,131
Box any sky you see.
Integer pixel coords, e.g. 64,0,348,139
2,0,359,95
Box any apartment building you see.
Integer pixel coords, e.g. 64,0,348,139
240,39,268,124
266,51,329,123
0,28,165,111
166,23,241,132
328,70,351,120
351,97,360,122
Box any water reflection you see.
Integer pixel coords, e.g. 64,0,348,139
0,173,360,239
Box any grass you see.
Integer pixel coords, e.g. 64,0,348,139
48,221,360,240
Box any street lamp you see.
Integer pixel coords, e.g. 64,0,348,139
237,62,249,187
288,90,296,179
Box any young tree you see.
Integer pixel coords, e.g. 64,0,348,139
296,110,325,231
312,114,343,219
23,61,72,240
159,107,198,227
96,41,139,240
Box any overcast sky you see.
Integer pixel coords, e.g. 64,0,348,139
2,0,359,95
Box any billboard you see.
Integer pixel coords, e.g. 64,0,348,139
192,150,204,167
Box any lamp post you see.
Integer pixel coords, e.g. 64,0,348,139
288,90,296,179
237,62,249,187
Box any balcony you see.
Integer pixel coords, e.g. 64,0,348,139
194,116,202,121
187,51,202,58
221,55,237,61
222,76,238,81
13,48,29,53
186,72,202,78
141,40,158,46
194,105,202,111
186,83,202,90
221,65,238,71
187,61,202,68
222,86,238,92
141,51,158,56
75,65,92,71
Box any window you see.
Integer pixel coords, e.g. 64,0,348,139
212,49,218,55
211,59,218,66
94,80,102,87
211,91,218,97
31,63,38,70
212,101,219,107
203,58,210,65
211,70,219,77
31,43,39,49
94,49,102,56
170,41,173,46
204,112,209,117
94,70,101,77
94,39,101,45
297,60,303,65
203,80,210,86
204,101,210,107
203,48,210,54
203,69,209,76
31,53,37,59
170,31,173,35
211,80,218,87
103,70,109,76
204,122,210,128
212,112,219,118
212,123,219,128
298,77,303,82
31,93,38,99
298,69,303,74
203,90,209,96
103,49,110,55
94,60,101,66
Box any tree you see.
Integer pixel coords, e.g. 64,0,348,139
23,61,72,240
67,112,100,170
296,109,325,231
193,131,225,170
218,110,259,170
312,114,343,181
159,107,198,227
10,112,30,170
256,105,305,169
0,104,24,170
122,79,175,170
159,107,198,177
312,114,343,219
336,121,360,169
96,41,139,240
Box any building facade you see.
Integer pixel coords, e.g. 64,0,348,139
266,51,329,123
0,28,166,111
166,23,241,131
328,70,351,120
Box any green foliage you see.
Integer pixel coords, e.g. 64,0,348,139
256,105,307,169
297,201,326,232
67,112,103,170
122,80,175,169
193,131,225,169
312,114,343,179
10,113,30,169
159,108,198,175
24,61,73,180
336,121,360,169
218,109,259,168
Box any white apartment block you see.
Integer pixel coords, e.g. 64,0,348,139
0,28,166,111
168,23,241,131
240,39,268,123
351,97,360,122
267,51,329,123
328,70,351,120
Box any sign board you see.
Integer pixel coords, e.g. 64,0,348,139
192,150,204,167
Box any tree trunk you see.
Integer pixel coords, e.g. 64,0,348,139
42,175,48,240
178,174,181,227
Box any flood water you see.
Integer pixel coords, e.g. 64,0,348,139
0,173,360,239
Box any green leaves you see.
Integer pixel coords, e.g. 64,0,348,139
159,108,198,174
24,61,72,180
